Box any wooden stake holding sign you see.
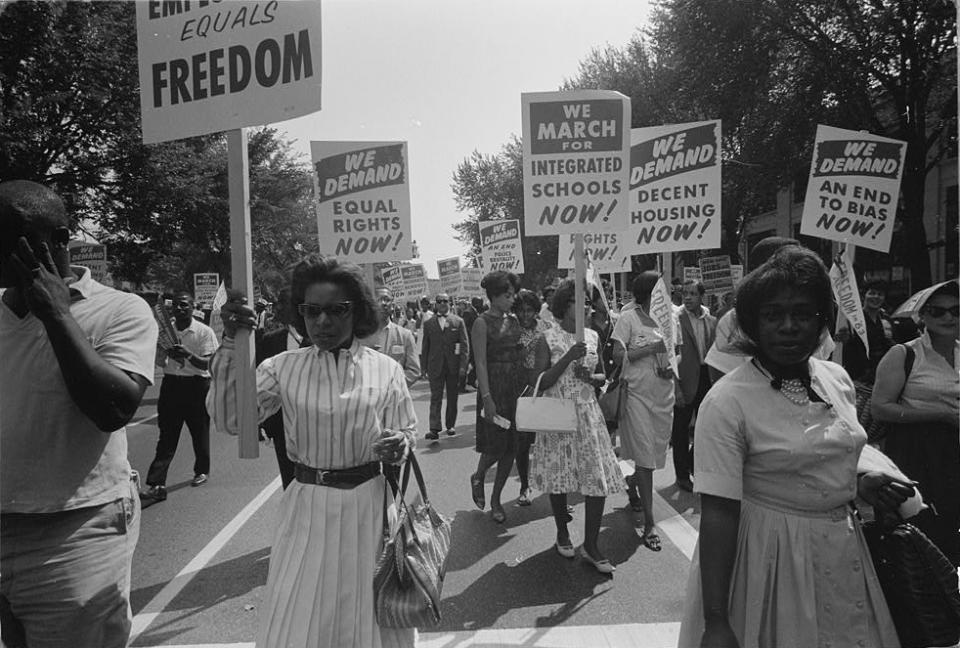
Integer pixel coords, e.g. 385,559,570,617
574,234,586,342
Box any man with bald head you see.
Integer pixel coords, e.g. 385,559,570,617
420,292,469,440
0,180,158,647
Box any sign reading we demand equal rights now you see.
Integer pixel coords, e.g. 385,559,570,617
521,90,631,235
311,142,413,263
480,220,525,273
627,120,722,254
135,1,322,144
800,125,906,253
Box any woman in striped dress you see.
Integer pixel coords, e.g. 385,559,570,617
209,256,418,648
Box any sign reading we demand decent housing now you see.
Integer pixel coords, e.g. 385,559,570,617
628,120,722,254
521,90,631,235
136,1,322,144
800,125,906,253
311,142,413,263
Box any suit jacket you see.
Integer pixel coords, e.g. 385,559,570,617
420,312,469,376
359,321,421,386
677,308,717,403
256,327,293,443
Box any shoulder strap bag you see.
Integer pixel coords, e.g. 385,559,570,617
516,372,579,435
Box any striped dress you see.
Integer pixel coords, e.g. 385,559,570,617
208,338,418,648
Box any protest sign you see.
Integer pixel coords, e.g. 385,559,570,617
558,232,630,273
311,141,412,263
438,257,462,296
460,267,483,299
69,243,108,283
380,265,404,300
399,264,427,303
626,121,722,255
830,253,869,355
152,302,180,351
193,272,220,307
649,278,679,376
700,255,734,296
427,278,442,298
521,90,631,235
800,125,906,253
682,266,702,283
730,264,744,288
479,219,525,273
135,1,322,144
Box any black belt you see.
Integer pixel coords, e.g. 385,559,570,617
293,462,382,489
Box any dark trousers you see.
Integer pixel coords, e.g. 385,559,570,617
671,365,711,481
429,367,460,431
147,375,211,486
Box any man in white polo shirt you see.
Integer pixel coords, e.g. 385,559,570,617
141,290,218,502
0,180,158,648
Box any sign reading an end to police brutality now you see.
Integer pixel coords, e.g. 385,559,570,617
521,90,631,235
558,232,630,273
627,121,722,254
135,1,322,144
311,141,413,263
800,125,906,253
479,220,525,273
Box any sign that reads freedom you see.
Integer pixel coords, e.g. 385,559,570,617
479,220,524,273
800,125,906,253
311,141,413,263
136,0,322,144
521,90,631,235
627,121,722,254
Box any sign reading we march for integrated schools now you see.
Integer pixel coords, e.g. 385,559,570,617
135,1,322,144
558,232,630,273
522,90,631,235
194,273,220,307
627,121,722,255
800,125,906,253
311,141,413,263
479,220,524,273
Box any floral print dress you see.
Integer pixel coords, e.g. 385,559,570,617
530,326,625,497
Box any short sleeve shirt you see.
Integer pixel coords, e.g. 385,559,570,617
693,358,864,512
163,318,218,378
0,267,158,512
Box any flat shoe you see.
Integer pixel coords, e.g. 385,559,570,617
517,490,532,506
642,529,663,552
491,506,506,524
470,474,485,510
578,545,615,574
555,542,575,559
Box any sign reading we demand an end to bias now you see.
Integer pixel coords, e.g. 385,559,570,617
311,141,413,263
135,1,322,144
521,90,631,235
800,125,906,253
627,120,722,255
479,220,524,273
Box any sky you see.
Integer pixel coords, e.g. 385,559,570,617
278,0,651,278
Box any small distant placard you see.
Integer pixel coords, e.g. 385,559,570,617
437,257,462,296
700,255,733,296
194,272,220,308
69,243,108,283
479,219,524,273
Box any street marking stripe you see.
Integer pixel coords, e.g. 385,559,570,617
129,477,282,643
132,622,681,648
619,459,698,560
129,413,158,427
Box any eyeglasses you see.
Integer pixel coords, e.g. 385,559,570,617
758,308,821,327
297,302,353,318
436,299,449,304
923,305,960,319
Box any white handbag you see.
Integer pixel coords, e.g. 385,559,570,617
515,372,578,434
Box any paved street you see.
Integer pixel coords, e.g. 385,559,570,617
127,371,702,648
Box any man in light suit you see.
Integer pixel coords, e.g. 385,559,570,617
672,279,716,492
420,292,468,440
360,288,420,387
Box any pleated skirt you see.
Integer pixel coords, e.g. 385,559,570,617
677,499,899,648
256,476,417,648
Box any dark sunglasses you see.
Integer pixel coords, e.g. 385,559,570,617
923,305,959,318
436,298,450,304
298,302,353,318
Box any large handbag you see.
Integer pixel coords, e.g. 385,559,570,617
373,453,452,628
862,518,960,648
515,372,579,434
598,367,626,429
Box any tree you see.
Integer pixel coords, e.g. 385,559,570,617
451,136,560,289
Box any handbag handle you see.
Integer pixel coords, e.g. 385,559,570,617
531,372,547,399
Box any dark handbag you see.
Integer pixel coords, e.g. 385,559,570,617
599,366,625,429
862,518,960,648
373,453,452,628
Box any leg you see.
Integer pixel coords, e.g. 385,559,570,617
582,495,607,559
184,378,211,478
549,493,571,546
489,449,516,522
471,452,499,510
444,369,460,430
670,404,694,485
427,372,444,433
515,433,533,497
634,467,662,551
146,378,185,487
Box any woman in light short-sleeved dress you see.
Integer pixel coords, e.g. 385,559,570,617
680,246,911,648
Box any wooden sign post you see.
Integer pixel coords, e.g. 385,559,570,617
574,234,586,342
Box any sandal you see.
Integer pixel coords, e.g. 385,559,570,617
491,505,506,524
470,474,485,510
642,528,662,552
555,541,575,559
517,489,532,506
578,545,615,574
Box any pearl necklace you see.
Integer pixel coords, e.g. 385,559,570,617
778,378,810,406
